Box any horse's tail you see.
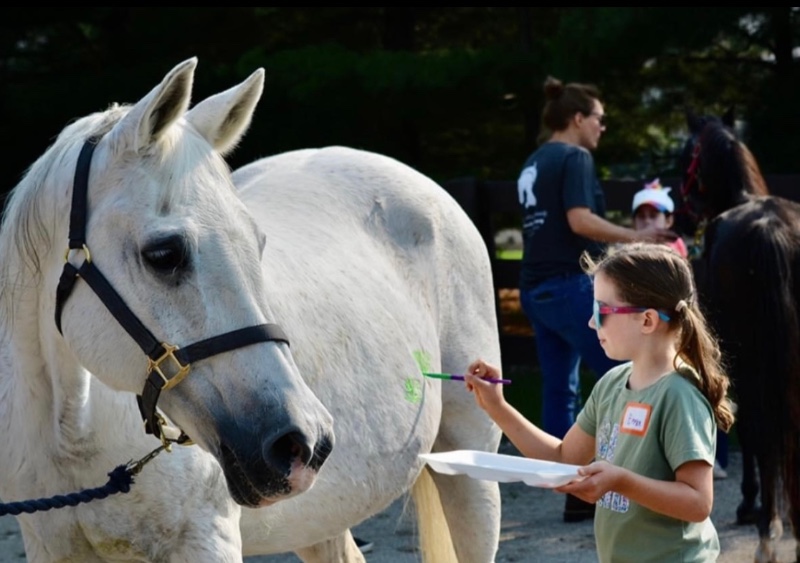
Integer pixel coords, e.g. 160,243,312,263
411,466,458,563
726,204,800,497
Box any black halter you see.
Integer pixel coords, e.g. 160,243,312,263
54,135,290,447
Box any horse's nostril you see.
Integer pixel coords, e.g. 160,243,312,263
309,433,333,471
268,430,312,469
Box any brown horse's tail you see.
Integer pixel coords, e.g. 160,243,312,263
411,466,459,563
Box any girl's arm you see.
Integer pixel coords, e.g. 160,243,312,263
464,358,595,465
558,459,714,522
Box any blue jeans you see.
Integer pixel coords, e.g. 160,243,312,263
520,273,621,439
716,428,728,468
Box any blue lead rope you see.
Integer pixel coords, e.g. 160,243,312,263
0,444,167,516
0,465,134,516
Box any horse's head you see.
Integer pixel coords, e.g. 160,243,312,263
679,107,767,229
2,58,334,508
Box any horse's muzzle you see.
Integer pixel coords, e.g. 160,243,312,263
219,429,334,507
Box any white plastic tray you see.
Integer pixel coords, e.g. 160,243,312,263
419,450,583,488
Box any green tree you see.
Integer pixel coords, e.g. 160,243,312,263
1,7,799,194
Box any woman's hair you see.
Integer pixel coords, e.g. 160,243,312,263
581,243,735,431
540,76,601,134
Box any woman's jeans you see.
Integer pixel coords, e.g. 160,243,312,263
520,273,620,439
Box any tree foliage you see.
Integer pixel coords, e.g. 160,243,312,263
1,7,798,194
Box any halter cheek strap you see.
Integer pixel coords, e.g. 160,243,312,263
681,141,702,198
55,135,290,448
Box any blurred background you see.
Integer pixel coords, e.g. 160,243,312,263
2,7,799,199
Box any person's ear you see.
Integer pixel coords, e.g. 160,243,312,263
641,310,659,334
665,214,675,228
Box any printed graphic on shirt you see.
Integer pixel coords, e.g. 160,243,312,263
596,417,630,513
596,419,618,463
620,401,652,436
518,163,538,208
522,210,548,233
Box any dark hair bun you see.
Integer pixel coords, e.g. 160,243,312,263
543,76,564,100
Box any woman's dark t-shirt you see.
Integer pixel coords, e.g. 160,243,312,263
517,142,608,289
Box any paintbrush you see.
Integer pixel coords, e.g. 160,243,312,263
422,372,511,385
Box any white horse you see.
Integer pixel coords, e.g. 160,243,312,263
0,58,503,563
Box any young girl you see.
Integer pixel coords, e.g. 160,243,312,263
465,243,734,562
631,178,688,259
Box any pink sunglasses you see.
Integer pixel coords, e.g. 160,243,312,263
593,300,671,327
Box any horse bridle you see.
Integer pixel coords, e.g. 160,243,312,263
54,135,291,448
678,128,712,257
681,139,702,200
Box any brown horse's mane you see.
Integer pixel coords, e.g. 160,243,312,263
735,139,769,196
698,121,770,208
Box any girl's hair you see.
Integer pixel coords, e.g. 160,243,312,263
581,243,735,431
541,76,601,134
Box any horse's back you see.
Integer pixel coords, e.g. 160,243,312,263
233,147,501,558
234,146,487,260
234,146,499,367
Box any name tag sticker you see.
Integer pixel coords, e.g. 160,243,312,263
620,402,652,436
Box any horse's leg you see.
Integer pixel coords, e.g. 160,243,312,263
423,251,502,563
736,414,761,525
787,444,800,563
293,531,365,563
754,450,782,563
791,479,800,563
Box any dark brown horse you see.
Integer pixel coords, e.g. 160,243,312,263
679,110,800,563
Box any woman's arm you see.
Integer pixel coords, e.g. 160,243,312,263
567,207,677,244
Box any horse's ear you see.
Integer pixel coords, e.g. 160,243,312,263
721,106,735,128
108,58,197,153
186,68,265,155
685,107,704,134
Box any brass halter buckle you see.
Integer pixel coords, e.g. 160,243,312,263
151,411,196,450
147,343,190,391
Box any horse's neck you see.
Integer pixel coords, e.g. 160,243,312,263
0,284,122,465
711,182,751,216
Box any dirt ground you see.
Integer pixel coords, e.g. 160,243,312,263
1,445,796,562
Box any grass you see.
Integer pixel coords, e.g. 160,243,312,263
495,248,522,260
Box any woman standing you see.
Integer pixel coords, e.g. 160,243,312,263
517,76,676,521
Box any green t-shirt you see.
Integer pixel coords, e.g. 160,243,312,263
576,363,719,563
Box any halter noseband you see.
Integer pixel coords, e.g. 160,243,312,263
54,135,290,448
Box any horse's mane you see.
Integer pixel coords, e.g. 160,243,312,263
3,108,127,260
737,141,769,196
701,121,769,198
0,104,219,330
0,106,132,326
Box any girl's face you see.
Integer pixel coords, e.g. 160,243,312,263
633,205,673,231
589,271,647,361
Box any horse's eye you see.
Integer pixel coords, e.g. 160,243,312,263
142,238,190,273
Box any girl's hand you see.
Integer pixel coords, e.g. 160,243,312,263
556,460,622,503
463,358,505,413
